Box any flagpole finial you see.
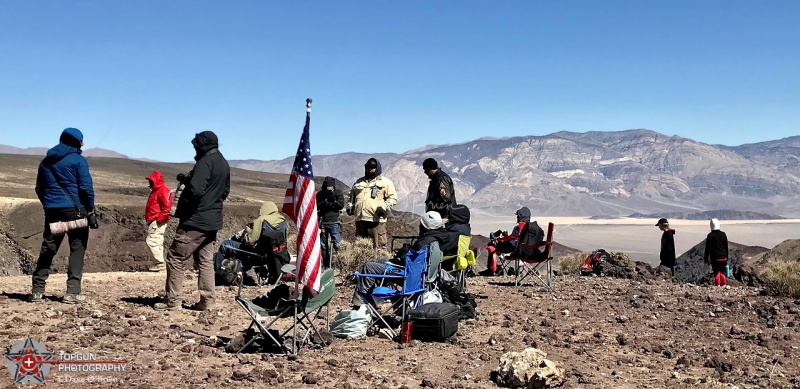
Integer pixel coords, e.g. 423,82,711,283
306,98,312,113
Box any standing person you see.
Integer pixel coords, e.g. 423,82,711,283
30,128,98,304
656,218,676,275
422,158,457,222
316,176,344,268
154,131,230,311
145,171,172,272
704,218,729,286
346,158,398,250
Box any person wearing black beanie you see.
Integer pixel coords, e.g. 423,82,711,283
422,158,457,222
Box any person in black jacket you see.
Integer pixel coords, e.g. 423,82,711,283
155,131,231,311
704,218,729,286
316,176,344,268
656,218,676,275
423,158,457,222
443,204,471,255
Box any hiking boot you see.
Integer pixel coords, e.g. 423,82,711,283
62,294,86,304
186,302,210,311
29,292,43,303
153,302,181,311
148,264,166,272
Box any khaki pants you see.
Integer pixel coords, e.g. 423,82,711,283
355,221,387,250
165,228,217,307
146,221,167,265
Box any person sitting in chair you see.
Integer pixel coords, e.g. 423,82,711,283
351,211,452,307
214,201,289,285
484,206,536,275
441,204,471,271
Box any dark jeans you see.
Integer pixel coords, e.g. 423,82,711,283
351,258,402,306
320,222,341,268
32,208,89,295
214,239,246,263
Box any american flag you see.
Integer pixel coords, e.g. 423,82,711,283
282,109,321,295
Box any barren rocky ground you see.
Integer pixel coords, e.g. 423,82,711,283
1,270,799,388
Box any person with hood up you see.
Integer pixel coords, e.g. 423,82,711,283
422,158,457,222
214,201,288,284
656,218,676,275
31,128,98,304
443,204,471,256
155,131,230,311
352,211,452,306
485,206,535,275
346,157,398,250
145,171,172,272
704,218,729,286
317,176,344,268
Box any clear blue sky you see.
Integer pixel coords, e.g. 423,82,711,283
1,1,798,162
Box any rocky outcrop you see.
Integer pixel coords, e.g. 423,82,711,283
674,240,770,285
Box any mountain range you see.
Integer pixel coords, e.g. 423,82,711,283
3,129,799,217
230,130,800,217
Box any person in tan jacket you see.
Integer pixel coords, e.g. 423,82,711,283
346,157,398,249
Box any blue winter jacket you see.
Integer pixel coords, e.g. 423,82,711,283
35,143,95,211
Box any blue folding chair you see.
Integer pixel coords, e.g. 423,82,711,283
353,243,434,338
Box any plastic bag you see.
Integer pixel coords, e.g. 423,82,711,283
422,289,443,305
330,305,372,340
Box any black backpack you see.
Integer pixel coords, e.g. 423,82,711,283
514,221,545,259
251,220,291,283
439,281,478,320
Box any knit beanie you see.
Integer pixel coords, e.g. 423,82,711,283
60,128,84,148
420,211,443,230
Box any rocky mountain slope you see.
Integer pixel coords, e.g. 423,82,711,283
228,130,800,217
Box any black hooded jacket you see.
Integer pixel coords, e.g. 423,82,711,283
175,131,231,232
443,205,471,255
704,230,729,262
425,169,457,219
660,229,676,268
316,176,344,224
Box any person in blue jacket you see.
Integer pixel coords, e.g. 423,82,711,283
30,128,97,304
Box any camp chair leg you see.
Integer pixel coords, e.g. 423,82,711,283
296,306,331,347
292,304,298,356
363,301,398,339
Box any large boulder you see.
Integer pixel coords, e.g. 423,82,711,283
491,348,565,388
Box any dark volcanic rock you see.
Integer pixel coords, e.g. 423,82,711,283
674,240,769,284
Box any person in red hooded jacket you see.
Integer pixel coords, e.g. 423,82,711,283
145,171,172,272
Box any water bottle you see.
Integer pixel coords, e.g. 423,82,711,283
725,264,730,278
169,182,184,217
400,321,413,343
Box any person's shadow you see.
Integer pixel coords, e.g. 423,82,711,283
1,292,61,302
120,296,162,307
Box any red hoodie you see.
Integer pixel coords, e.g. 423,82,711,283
145,171,172,224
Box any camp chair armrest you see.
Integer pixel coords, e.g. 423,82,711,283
492,235,517,243
353,272,405,280
518,241,550,250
